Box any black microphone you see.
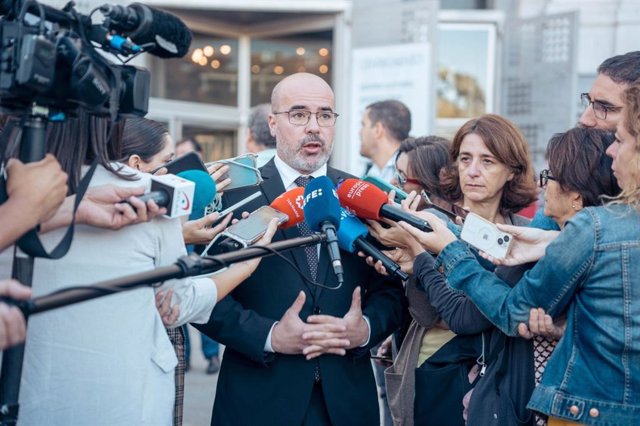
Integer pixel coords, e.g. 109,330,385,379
337,209,409,281
100,3,192,58
303,176,344,285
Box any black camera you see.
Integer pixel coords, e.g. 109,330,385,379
0,1,191,119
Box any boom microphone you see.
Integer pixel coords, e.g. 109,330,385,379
337,178,433,233
303,176,344,284
100,3,192,58
337,209,409,281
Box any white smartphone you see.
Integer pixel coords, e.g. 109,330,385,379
460,212,514,259
223,205,288,244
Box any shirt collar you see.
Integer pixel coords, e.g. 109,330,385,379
274,153,328,190
368,151,398,178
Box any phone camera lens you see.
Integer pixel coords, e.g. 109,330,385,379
503,235,510,242
497,238,504,245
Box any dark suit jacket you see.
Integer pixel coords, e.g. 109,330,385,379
196,159,406,426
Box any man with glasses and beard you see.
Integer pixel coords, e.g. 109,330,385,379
579,51,640,131
194,73,405,426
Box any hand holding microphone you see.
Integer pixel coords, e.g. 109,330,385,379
337,209,409,281
336,178,433,233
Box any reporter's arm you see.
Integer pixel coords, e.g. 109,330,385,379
207,218,279,301
182,212,232,245
39,185,166,233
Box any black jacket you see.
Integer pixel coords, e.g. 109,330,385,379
196,159,406,426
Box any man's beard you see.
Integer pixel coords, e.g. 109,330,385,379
281,135,333,174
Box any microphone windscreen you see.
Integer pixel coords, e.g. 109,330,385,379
336,178,388,220
303,176,341,231
270,187,305,229
177,170,216,220
131,3,192,58
337,209,368,253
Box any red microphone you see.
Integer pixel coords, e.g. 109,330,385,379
336,179,432,232
270,187,305,229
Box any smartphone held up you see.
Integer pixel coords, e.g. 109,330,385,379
460,213,514,259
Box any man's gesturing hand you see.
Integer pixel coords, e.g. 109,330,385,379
302,287,369,360
271,291,348,355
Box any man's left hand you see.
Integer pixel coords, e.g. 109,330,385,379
302,287,369,360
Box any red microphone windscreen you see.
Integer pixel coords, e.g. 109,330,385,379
270,187,305,229
336,178,388,220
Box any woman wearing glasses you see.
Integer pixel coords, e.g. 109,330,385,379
462,127,619,426
371,115,537,426
390,136,453,211
400,84,640,425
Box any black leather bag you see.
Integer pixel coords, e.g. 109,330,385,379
414,333,483,426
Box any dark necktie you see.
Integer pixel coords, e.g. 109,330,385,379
293,175,318,281
294,176,322,383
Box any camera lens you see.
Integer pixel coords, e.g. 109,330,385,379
497,238,504,245
503,235,510,242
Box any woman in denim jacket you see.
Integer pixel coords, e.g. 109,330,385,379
398,83,640,426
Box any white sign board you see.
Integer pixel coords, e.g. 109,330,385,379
348,43,432,176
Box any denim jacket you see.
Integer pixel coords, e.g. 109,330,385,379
435,205,640,425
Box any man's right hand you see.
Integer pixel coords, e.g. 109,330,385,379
271,291,309,354
271,291,348,355
6,154,68,225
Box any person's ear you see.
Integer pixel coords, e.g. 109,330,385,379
571,193,584,211
127,154,141,170
373,122,384,138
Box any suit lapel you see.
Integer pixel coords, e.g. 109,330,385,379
260,160,315,294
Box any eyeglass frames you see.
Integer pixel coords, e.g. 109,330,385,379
580,93,622,121
395,170,422,188
273,109,339,127
539,169,557,187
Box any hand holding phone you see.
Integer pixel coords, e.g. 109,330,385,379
202,205,288,255
420,190,469,223
152,152,207,175
206,154,262,192
460,213,514,259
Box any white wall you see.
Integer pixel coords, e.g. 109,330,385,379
518,0,640,75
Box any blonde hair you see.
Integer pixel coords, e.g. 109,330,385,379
610,82,640,208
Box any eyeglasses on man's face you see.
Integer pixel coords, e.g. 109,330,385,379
273,109,339,127
580,93,622,121
539,169,557,187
